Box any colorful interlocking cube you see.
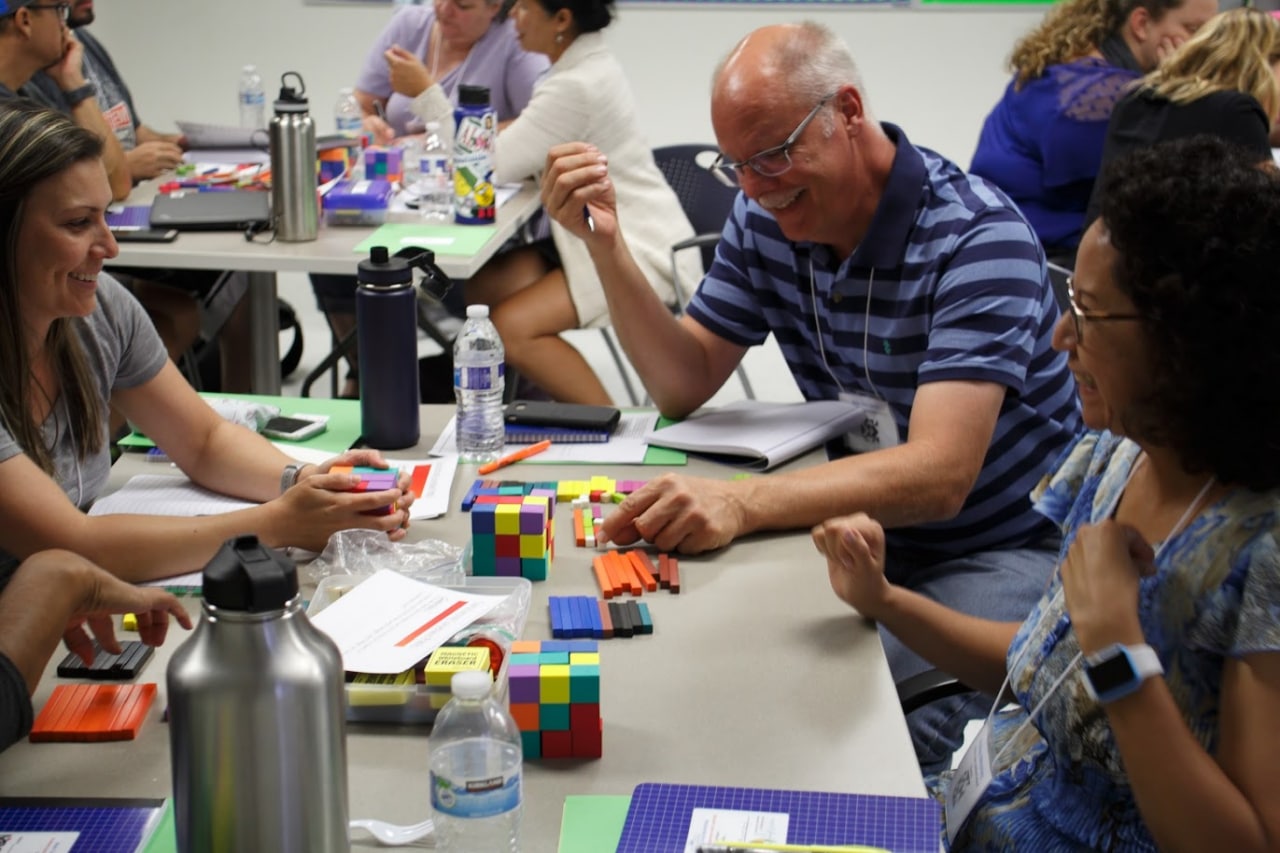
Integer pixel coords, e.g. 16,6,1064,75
363,146,404,183
331,465,400,515
470,493,555,580
507,639,601,760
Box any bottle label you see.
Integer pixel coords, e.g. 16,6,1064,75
421,156,450,177
454,111,495,224
430,768,521,818
455,363,504,391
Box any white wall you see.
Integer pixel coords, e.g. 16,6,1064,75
92,2,1042,166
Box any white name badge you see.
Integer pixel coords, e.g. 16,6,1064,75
944,715,994,845
838,391,900,453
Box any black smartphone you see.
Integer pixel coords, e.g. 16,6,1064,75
112,227,179,243
504,400,621,432
57,641,154,680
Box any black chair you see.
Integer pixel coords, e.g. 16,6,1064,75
1046,261,1072,315
648,144,755,400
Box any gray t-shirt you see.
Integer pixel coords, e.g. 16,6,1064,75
0,274,167,583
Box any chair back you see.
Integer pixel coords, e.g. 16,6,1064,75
652,144,738,271
1046,261,1072,315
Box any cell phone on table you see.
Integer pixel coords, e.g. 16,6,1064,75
504,400,621,432
261,415,329,441
111,227,179,243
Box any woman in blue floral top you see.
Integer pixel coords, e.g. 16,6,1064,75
813,136,1280,852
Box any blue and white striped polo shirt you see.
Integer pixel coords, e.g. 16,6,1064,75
686,124,1081,556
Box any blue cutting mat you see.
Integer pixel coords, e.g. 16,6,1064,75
0,797,166,852
615,783,941,853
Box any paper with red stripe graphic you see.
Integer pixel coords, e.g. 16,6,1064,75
309,570,501,674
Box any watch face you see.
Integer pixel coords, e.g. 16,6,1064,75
1087,652,1136,693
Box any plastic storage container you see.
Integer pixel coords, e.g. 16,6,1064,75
307,574,532,724
322,178,395,227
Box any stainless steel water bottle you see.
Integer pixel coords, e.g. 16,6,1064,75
167,536,349,853
269,71,319,242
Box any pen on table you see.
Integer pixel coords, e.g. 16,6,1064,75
476,439,552,476
583,205,595,233
696,842,892,853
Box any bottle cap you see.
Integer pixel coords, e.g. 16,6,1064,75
202,535,298,612
450,670,493,700
242,64,256,73
358,245,413,287
457,85,490,107
466,304,490,319
274,70,309,114
425,121,440,132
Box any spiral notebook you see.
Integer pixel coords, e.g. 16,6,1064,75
504,423,612,444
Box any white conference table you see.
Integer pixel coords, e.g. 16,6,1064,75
0,406,926,850
109,185,543,395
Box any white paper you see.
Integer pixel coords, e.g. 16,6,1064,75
0,831,80,851
176,121,266,149
381,454,457,520
683,808,789,852
309,569,502,673
429,412,659,465
88,475,256,517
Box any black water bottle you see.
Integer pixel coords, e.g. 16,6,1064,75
356,246,420,449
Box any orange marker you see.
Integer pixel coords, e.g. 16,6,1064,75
477,440,552,475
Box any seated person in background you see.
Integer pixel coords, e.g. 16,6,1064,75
542,21,1081,771
313,0,548,398
1085,7,1280,224
0,549,192,752
814,137,1280,851
24,0,252,394
407,0,701,405
0,0,130,200
970,0,1216,265
0,101,415,586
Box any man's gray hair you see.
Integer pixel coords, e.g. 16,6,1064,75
713,21,870,111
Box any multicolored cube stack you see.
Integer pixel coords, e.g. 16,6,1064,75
362,146,403,183
470,490,556,580
507,639,601,759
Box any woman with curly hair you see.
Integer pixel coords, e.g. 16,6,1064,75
971,0,1216,265
1085,7,1280,224
815,136,1280,850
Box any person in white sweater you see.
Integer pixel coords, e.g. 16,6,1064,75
405,0,702,404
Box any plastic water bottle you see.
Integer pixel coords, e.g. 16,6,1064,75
334,86,362,134
238,64,266,130
418,121,453,222
429,671,522,853
453,304,505,463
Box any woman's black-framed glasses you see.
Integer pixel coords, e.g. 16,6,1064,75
710,92,837,187
1065,277,1141,340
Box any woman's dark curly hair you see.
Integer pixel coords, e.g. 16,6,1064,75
1095,135,1280,490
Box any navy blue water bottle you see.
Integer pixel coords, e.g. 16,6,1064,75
356,246,420,449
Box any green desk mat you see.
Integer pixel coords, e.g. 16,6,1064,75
117,393,362,456
558,795,630,853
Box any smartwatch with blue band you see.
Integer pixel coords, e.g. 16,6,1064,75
1084,642,1163,704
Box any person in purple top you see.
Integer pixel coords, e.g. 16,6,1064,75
358,0,547,141
313,0,548,396
970,0,1216,265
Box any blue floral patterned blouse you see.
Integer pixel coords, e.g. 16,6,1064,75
946,431,1280,851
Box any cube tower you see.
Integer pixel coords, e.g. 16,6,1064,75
470,493,555,580
363,146,403,183
507,639,601,760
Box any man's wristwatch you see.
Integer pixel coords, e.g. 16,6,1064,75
62,83,97,108
280,463,303,495
1083,643,1163,704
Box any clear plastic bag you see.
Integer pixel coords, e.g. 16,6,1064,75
305,529,465,587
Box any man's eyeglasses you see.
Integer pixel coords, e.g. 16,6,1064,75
710,92,836,187
23,2,70,21
1065,277,1141,340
